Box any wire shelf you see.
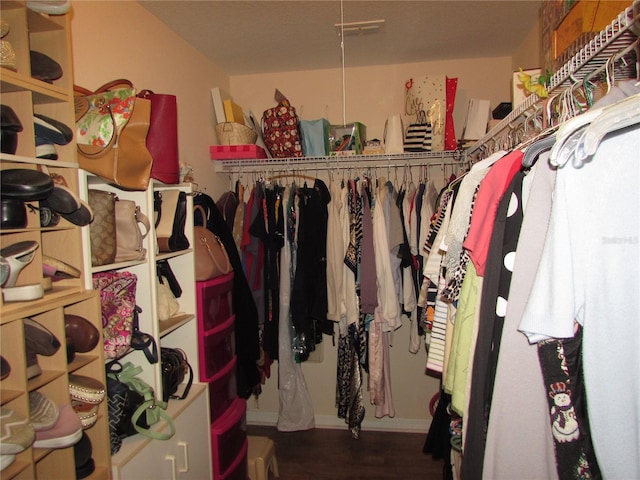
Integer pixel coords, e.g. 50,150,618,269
467,4,639,154
214,150,465,173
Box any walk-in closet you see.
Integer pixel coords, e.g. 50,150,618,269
1,1,638,479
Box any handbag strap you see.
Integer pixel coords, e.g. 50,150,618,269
193,205,207,227
154,191,162,228
96,78,134,93
132,399,175,440
76,98,119,159
167,349,193,401
130,306,159,364
134,206,151,239
109,362,175,441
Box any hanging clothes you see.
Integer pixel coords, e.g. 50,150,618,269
482,153,558,480
290,178,331,361
194,192,261,399
276,185,316,432
520,121,640,480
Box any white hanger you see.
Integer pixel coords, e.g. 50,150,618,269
574,92,640,162
548,107,604,167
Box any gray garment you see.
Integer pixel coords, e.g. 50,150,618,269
482,152,559,480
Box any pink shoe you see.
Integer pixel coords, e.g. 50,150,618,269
33,404,82,449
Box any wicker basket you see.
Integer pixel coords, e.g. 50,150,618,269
215,122,258,145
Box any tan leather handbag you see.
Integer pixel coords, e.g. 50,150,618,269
75,79,153,191
193,205,231,281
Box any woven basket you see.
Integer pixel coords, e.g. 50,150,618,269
215,122,257,145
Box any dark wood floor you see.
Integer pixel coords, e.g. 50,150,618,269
247,425,446,480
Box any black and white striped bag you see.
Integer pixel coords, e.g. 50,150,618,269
404,110,433,152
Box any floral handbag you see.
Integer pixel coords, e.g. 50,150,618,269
93,271,137,359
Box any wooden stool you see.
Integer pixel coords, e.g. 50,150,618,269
247,435,279,480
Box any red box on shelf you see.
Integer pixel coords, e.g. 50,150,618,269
210,144,267,160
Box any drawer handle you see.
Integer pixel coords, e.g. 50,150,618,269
165,454,177,480
178,441,189,473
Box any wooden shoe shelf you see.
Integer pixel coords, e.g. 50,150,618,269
1,2,110,479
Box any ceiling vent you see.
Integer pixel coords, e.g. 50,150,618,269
335,19,385,37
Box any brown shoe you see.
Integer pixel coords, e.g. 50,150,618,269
64,315,99,353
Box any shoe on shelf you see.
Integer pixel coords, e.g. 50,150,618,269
33,403,82,449
29,391,59,431
0,240,39,288
42,255,81,280
33,114,73,146
74,432,95,479
68,374,105,405
0,408,35,455
0,168,54,201
1,198,28,229
71,401,98,430
0,104,23,154
23,317,61,379
29,51,62,84
65,314,99,353
26,1,71,15
35,135,58,160
0,453,16,472
58,200,93,227
0,356,10,381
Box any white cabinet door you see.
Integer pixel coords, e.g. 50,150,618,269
116,387,211,480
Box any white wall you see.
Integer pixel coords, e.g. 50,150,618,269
231,56,515,144
71,1,229,197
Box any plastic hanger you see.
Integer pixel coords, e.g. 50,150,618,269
574,92,640,162
548,108,603,166
521,134,556,168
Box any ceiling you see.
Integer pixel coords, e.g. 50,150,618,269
139,0,543,76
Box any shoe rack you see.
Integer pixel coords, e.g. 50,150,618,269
80,178,212,480
1,3,110,480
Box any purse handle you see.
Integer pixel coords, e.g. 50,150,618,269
106,361,175,441
193,205,207,227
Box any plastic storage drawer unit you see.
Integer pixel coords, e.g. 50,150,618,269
211,398,247,478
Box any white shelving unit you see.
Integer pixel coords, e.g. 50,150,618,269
79,179,212,480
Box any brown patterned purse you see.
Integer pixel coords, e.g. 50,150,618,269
88,189,117,266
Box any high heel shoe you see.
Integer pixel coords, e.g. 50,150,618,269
0,240,38,288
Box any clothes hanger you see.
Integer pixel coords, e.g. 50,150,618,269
574,92,640,163
521,134,557,168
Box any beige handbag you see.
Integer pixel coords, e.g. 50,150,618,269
115,199,150,263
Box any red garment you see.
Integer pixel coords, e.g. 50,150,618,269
463,149,523,276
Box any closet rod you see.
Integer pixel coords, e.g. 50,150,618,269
220,157,466,175
214,150,464,173
466,4,639,154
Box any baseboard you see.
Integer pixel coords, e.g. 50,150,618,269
246,410,430,433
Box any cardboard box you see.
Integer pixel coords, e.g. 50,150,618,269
553,0,631,60
328,122,366,155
